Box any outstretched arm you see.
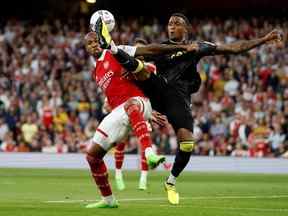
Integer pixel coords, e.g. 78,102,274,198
214,29,283,55
135,43,196,56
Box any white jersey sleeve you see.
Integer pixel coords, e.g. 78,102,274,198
117,45,137,57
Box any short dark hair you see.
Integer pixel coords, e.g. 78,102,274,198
171,13,190,27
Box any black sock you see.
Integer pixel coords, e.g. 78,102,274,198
171,149,192,178
113,49,141,72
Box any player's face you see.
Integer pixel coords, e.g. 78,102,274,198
167,16,187,42
84,32,103,57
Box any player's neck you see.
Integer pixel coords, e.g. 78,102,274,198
169,37,186,44
93,51,103,59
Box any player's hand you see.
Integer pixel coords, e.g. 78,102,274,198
263,29,283,45
151,111,168,127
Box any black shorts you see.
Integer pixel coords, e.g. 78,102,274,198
138,75,194,132
160,85,194,132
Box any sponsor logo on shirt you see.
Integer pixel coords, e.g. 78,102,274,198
98,70,114,91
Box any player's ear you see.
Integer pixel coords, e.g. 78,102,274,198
185,24,192,40
185,23,191,33
184,27,188,35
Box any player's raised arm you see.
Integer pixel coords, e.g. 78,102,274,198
134,43,196,56
200,29,283,56
190,29,283,57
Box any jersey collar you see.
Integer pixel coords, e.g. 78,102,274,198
168,39,188,44
97,50,107,61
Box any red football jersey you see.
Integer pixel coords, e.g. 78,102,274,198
91,50,145,109
42,106,53,128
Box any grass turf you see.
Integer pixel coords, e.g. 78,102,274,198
0,168,288,216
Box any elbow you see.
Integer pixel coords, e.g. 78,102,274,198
223,44,245,55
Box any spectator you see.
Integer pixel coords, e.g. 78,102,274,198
21,115,38,145
0,16,287,157
0,117,9,143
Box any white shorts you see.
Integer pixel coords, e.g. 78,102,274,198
91,97,152,151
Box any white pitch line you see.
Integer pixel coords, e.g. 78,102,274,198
159,205,288,212
0,181,16,185
45,194,288,203
195,206,288,212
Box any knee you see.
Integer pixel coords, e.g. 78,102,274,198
86,152,105,167
177,128,195,153
124,98,141,114
86,153,97,164
177,128,193,141
86,141,106,161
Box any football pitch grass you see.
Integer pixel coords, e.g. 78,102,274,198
1,168,288,216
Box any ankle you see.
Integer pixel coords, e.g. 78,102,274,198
144,147,154,158
115,169,122,178
103,195,115,205
166,173,177,185
140,170,148,180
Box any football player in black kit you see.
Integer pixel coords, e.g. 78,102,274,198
93,14,282,205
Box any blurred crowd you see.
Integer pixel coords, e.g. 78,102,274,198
0,16,288,157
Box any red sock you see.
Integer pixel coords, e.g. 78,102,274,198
86,154,112,197
115,142,125,169
141,150,148,171
124,103,152,150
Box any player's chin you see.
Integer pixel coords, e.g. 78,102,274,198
92,49,103,58
168,32,175,39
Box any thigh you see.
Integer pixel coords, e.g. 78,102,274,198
135,74,165,113
163,91,194,132
92,104,129,151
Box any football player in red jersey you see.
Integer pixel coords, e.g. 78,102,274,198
84,31,166,208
